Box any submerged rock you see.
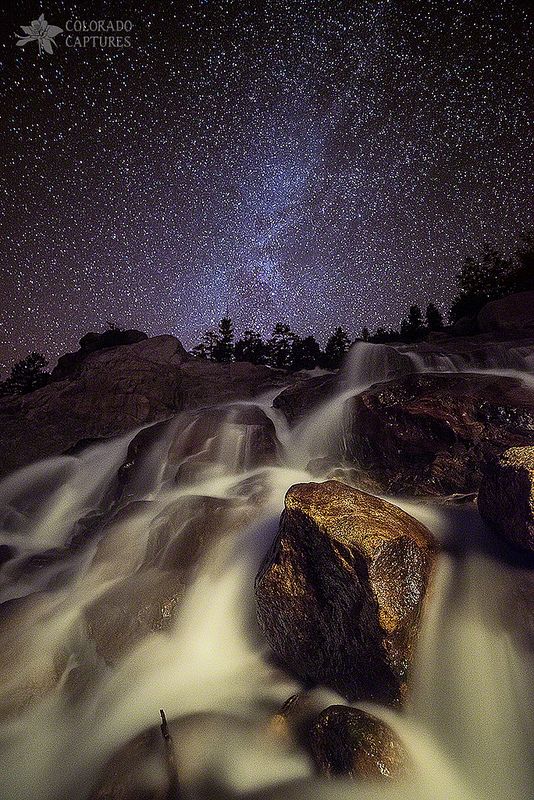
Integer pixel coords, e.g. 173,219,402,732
166,404,281,483
309,705,409,779
343,373,534,496
478,446,534,554
85,492,261,665
89,725,170,800
255,481,437,705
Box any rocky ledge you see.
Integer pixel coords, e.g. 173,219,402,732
342,372,534,496
0,334,289,479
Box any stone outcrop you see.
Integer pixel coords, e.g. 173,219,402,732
255,481,437,705
478,446,534,554
0,336,289,479
477,291,534,334
84,492,259,665
343,373,534,496
51,329,150,380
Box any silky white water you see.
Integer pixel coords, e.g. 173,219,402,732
0,342,532,800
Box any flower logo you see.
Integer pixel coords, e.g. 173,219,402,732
15,13,63,55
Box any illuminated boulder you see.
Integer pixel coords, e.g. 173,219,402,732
255,480,437,705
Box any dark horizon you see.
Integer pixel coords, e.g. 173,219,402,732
1,0,533,372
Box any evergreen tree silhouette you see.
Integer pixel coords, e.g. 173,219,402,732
234,331,267,365
267,323,294,369
212,317,234,362
192,329,219,360
291,335,321,370
426,303,444,331
0,352,49,396
324,327,351,368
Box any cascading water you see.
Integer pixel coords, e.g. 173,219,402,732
0,341,532,800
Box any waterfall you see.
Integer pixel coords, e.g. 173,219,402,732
0,339,532,800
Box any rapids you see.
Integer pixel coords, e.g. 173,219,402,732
0,342,532,800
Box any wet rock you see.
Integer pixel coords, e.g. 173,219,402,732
0,543,15,569
85,493,261,664
273,373,338,426
0,338,292,479
177,359,289,410
477,291,534,333
90,711,293,800
0,594,72,720
84,567,187,665
89,726,168,800
255,481,437,705
308,705,409,779
270,692,327,749
478,446,534,554
0,335,188,478
343,373,534,496
167,404,281,483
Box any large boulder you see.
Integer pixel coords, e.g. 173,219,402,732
343,373,534,496
167,404,281,483
0,337,290,479
255,481,437,705
308,705,409,780
51,329,150,380
0,336,187,477
271,694,410,781
478,446,534,554
477,291,534,334
107,404,281,508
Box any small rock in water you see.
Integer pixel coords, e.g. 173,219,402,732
478,446,534,554
308,705,409,780
255,480,437,705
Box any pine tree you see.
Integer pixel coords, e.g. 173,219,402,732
291,335,321,370
425,303,444,331
267,323,294,369
0,352,49,396
212,317,234,362
400,305,424,341
324,327,351,369
192,329,219,360
361,327,370,342
234,331,266,364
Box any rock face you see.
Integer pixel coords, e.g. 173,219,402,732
478,446,534,554
51,329,150,380
308,705,409,779
0,336,187,478
0,336,289,479
477,291,534,333
273,373,338,426
255,481,437,705
167,404,281,483
343,373,534,496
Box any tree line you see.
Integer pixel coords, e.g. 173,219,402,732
191,228,533,362
1,229,532,395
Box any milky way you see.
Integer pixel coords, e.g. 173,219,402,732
1,0,533,371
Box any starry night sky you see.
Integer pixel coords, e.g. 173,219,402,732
1,0,533,372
